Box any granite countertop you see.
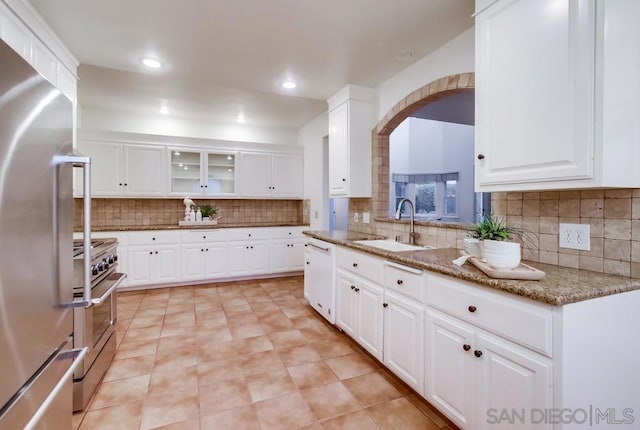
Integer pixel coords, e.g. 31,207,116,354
303,230,640,306
81,222,309,232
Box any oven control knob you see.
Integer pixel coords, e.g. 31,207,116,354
97,263,104,272
107,255,115,264
91,265,98,276
102,259,110,270
113,254,118,262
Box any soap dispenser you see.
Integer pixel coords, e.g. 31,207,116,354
189,208,195,221
196,207,202,222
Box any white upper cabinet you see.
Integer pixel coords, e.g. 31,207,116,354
238,152,303,198
475,0,640,191
76,141,165,197
169,149,237,196
327,85,375,198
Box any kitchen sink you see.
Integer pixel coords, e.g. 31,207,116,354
354,239,434,252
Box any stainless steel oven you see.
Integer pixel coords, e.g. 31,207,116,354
72,239,125,411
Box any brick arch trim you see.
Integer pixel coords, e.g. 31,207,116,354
369,73,475,218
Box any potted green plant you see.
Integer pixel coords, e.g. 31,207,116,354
468,215,523,269
199,204,217,221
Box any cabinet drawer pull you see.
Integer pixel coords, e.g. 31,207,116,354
342,178,346,182
463,344,471,351
474,350,483,358
352,263,358,268
477,154,485,160
396,279,403,285
468,305,477,313
383,303,388,308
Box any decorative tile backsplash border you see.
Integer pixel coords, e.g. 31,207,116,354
74,198,304,229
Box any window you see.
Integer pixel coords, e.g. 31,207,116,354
392,172,458,219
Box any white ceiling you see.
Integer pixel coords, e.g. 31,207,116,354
31,0,474,129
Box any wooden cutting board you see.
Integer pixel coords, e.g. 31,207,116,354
462,251,546,280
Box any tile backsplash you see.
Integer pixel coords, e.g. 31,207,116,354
347,189,640,279
492,190,640,278
74,198,304,229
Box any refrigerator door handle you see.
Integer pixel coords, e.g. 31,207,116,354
54,151,92,306
23,346,89,430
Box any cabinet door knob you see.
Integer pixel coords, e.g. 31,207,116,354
119,183,123,186
203,235,206,239
383,303,388,308
468,305,477,313
246,246,249,249
124,183,128,186
206,248,208,251
352,263,358,267
342,178,346,182
463,344,471,351
204,185,208,188
354,288,360,293
306,261,310,265
155,251,158,254
350,285,355,290
201,249,204,252
396,279,403,285
149,251,153,255
152,237,156,241
477,154,485,160
474,350,483,358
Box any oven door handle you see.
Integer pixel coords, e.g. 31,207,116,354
90,272,127,307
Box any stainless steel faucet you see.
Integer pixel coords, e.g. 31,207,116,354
394,198,419,245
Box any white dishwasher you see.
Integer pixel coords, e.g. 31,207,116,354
304,238,336,324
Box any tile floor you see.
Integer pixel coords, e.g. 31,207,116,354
72,276,457,430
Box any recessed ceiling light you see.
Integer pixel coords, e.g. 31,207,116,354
282,81,296,89
141,57,162,68
174,151,181,155
237,116,246,124
160,106,171,115
227,155,232,160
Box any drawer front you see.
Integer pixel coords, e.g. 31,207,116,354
384,262,424,303
269,226,308,239
337,247,384,283
128,230,181,245
181,229,227,243
426,273,553,357
227,228,271,241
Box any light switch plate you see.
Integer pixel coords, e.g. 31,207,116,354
353,212,359,222
363,212,370,224
559,223,590,250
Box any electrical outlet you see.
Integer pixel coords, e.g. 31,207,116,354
353,212,359,222
363,212,370,224
559,223,591,251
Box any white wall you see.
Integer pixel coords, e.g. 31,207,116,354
79,105,298,146
375,27,474,121
298,111,329,229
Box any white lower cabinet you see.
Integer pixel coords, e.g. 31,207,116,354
336,269,384,361
425,307,552,430
181,242,226,281
127,244,181,287
227,240,269,276
383,290,424,395
270,239,305,273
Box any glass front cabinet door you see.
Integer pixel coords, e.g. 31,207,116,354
169,149,237,196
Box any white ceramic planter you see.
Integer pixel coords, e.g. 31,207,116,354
482,239,521,269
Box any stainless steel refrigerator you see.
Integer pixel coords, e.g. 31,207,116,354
0,39,88,429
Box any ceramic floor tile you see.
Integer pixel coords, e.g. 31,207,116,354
149,365,198,394
200,405,261,430
300,381,361,420
90,278,455,430
287,361,339,390
150,418,200,430
103,354,155,382
199,378,252,415
366,397,440,430
342,372,403,407
79,400,143,430
89,374,150,410
238,350,285,376
278,343,322,366
141,386,199,430
72,412,84,430
254,392,317,430
320,410,380,430
197,356,245,386
325,353,377,380
114,339,158,360
268,329,309,349
312,338,354,359
244,367,297,401
229,322,266,340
